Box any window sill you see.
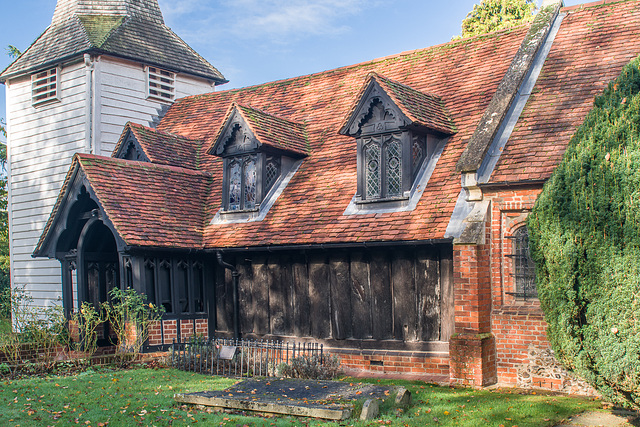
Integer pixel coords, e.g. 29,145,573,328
355,195,409,205
146,95,175,104
32,97,61,108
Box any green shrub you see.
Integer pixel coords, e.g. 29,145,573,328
102,287,164,360
528,55,640,408
70,301,104,358
0,286,67,376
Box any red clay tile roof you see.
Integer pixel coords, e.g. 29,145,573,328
489,0,640,183
345,72,457,135
80,154,213,248
155,26,530,248
209,103,310,157
40,1,640,251
113,122,206,170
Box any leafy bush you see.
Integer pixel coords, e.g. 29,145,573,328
0,286,67,376
277,354,342,380
102,287,164,359
70,301,104,358
528,55,640,408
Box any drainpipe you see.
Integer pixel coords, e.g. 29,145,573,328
216,251,241,339
83,54,94,154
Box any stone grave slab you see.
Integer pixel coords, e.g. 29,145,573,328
174,378,398,420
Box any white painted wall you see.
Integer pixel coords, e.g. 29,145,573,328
6,54,216,309
7,61,87,307
96,56,215,157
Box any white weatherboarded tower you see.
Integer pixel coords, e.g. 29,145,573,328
0,0,226,307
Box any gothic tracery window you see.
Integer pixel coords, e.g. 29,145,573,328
512,226,537,299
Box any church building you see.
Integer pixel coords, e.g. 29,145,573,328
4,0,640,389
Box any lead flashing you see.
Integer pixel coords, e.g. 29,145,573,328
456,1,563,173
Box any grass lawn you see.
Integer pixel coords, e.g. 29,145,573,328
0,367,601,426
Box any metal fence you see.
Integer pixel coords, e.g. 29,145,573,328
170,336,323,378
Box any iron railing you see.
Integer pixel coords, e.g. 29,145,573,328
170,336,323,378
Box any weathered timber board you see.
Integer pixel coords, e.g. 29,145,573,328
280,256,294,336
308,254,331,338
292,254,310,337
370,251,393,340
416,249,440,341
392,251,417,341
237,258,254,334
269,259,285,335
350,251,372,339
330,253,351,340
215,265,229,332
252,255,270,335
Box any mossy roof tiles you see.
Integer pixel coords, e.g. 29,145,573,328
81,154,213,249
39,0,640,250
0,0,225,82
489,0,640,183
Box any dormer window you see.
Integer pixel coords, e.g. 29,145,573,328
209,103,309,220
227,154,257,211
147,66,175,102
340,73,456,208
32,67,60,106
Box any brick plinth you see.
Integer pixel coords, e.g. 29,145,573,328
329,348,449,382
449,333,496,386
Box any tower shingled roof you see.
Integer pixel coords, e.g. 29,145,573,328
0,0,226,83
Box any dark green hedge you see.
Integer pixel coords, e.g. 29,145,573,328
528,56,640,407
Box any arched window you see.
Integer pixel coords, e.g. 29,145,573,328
512,226,537,299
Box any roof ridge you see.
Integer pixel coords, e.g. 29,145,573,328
78,153,212,177
129,121,202,141
180,25,530,101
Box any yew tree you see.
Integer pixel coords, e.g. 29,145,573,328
528,56,640,408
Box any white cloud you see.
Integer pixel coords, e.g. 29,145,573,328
229,0,366,39
159,0,369,42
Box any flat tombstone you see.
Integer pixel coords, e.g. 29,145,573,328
395,387,411,406
219,346,237,360
360,398,380,420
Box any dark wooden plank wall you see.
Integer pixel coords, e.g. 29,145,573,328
215,245,453,342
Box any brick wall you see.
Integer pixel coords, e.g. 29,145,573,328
330,348,449,382
492,307,548,383
485,187,553,386
147,318,210,346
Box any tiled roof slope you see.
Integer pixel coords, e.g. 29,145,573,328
211,104,310,157
114,122,205,170
373,73,457,135
79,154,213,249
156,27,530,248
0,0,225,82
490,0,640,183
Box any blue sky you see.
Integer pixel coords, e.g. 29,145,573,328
0,0,585,143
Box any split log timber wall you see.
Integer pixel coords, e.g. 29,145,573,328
214,245,454,350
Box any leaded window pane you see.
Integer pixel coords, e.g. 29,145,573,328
244,157,257,210
228,160,241,211
265,157,280,192
365,143,381,199
514,227,537,299
386,140,402,197
412,135,425,173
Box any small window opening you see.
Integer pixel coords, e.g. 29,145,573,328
147,66,175,101
507,227,537,299
32,67,60,106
